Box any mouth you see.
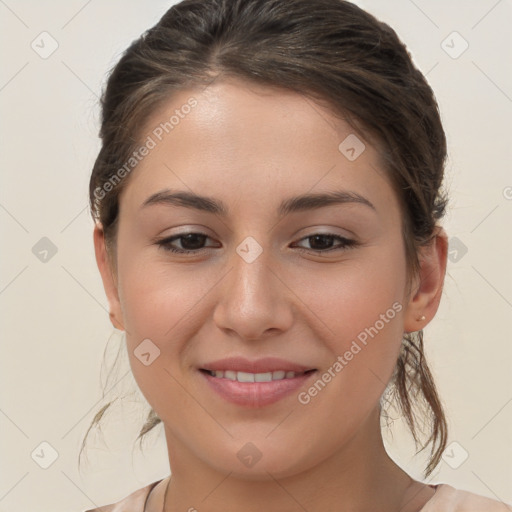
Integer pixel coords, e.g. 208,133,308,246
198,367,318,408
200,368,317,382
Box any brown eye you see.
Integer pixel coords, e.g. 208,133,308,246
157,232,215,254
294,233,358,253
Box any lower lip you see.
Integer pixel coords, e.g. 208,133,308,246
199,370,317,408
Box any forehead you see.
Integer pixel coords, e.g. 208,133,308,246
119,77,397,219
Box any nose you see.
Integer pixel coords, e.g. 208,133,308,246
212,246,294,341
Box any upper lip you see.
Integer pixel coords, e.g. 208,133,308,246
200,357,316,374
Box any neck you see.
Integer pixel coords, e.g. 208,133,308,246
161,406,430,512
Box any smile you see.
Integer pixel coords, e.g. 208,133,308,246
199,368,318,407
201,369,315,382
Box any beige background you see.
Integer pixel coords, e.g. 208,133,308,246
1,0,511,510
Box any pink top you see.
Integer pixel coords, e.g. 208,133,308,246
83,477,511,511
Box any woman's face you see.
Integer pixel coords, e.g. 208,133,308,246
95,77,443,479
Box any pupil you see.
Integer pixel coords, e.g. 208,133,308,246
182,233,206,250
310,234,332,250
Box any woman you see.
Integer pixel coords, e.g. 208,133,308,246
82,0,510,510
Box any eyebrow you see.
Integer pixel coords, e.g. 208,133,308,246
140,188,376,217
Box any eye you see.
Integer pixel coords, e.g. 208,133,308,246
292,233,358,253
156,232,218,254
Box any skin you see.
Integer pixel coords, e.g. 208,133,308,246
94,77,448,512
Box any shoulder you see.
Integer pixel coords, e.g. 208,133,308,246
421,483,512,511
82,479,164,512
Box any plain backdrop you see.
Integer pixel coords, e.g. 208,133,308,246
1,1,511,510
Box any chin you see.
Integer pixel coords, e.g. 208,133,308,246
202,437,320,482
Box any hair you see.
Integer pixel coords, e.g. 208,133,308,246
83,0,449,479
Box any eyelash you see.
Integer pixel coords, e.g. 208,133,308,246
155,232,359,255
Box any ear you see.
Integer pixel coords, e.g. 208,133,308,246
403,226,448,333
93,224,125,331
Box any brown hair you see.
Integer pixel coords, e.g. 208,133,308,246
83,0,448,478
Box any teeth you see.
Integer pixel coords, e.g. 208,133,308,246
209,370,302,381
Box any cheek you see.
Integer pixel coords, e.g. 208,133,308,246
292,246,406,398
294,246,406,344
118,260,210,345
115,227,198,335
116,256,211,414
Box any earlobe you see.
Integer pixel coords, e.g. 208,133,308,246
403,226,448,334
93,224,125,332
